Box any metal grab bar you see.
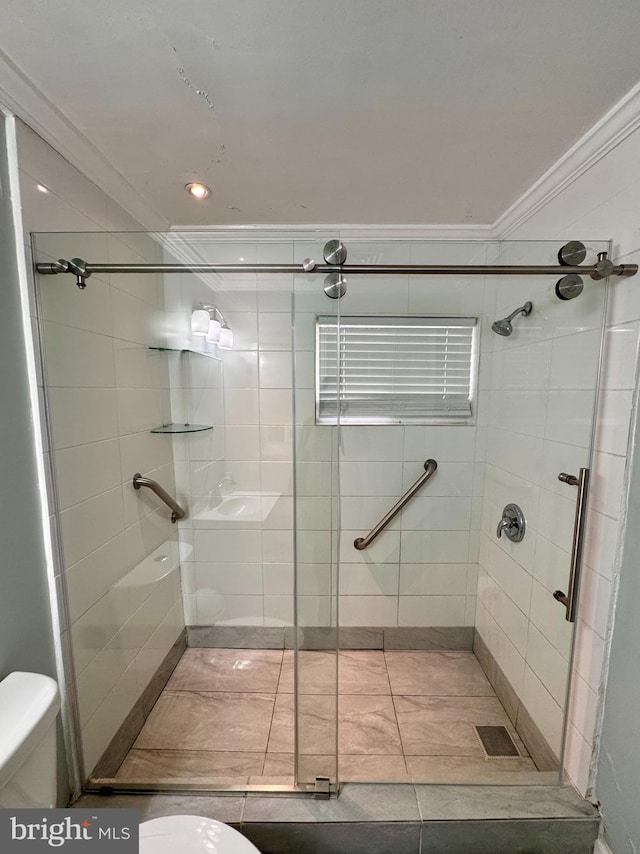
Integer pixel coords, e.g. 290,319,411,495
132,473,186,523
354,459,438,550
553,468,590,622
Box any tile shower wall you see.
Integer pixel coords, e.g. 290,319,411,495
162,242,297,629
475,246,608,767
16,120,184,775
295,241,491,631
502,124,640,797
168,239,489,632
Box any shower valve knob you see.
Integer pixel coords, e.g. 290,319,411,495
496,503,526,543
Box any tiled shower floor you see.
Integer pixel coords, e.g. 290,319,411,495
114,649,550,785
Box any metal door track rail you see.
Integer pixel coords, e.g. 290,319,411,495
36,257,637,289
354,459,437,550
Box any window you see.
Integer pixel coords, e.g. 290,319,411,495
316,315,477,425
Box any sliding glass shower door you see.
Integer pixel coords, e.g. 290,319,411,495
292,242,341,788
33,229,611,794
292,237,610,787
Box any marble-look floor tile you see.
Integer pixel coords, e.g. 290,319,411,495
72,794,245,823
407,755,543,784
262,753,295,776
278,650,336,694
268,693,337,755
167,648,283,693
297,754,337,782
339,754,409,782
110,647,550,787
395,696,516,756
133,691,275,752
339,695,403,755
115,749,264,780
413,783,597,819
278,650,391,695
340,651,391,694
385,651,494,696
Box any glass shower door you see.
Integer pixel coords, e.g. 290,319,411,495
292,236,610,787
292,244,341,789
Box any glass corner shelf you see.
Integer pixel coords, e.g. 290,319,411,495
150,423,213,434
148,346,220,360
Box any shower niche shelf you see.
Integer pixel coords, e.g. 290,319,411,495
148,346,218,434
150,423,213,434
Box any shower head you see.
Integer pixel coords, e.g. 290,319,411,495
491,301,533,337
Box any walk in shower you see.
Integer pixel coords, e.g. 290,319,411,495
33,232,630,795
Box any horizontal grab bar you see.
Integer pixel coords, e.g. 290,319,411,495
132,473,186,523
354,459,438,550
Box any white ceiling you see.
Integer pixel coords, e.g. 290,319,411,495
3,0,640,226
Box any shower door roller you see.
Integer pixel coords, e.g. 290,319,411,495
496,504,526,543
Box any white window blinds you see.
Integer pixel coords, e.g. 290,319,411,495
316,316,476,424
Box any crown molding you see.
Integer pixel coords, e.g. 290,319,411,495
494,80,640,238
0,48,168,231
2,40,639,241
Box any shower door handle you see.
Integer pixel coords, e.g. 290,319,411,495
553,468,590,622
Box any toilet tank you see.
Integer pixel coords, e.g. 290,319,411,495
0,672,60,808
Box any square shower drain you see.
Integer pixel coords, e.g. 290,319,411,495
474,725,520,757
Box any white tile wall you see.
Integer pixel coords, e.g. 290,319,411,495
170,239,484,632
18,120,183,777
492,122,640,795
476,240,608,765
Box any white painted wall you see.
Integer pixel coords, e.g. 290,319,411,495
0,115,64,799
16,120,184,776
503,123,640,798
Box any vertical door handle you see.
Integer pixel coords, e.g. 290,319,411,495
553,468,590,622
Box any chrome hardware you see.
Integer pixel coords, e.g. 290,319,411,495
557,241,587,266
555,274,584,301
354,459,437,550
590,251,615,280
67,257,90,289
323,272,347,299
554,468,590,622
314,776,332,800
558,472,579,486
491,301,532,336
36,258,639,280
132,473,186,523
496,504,526,543
323,239,347,266
302,257,317,272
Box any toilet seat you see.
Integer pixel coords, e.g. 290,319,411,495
139,815,261,854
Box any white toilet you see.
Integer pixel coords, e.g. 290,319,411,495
0,671,60,808
140,815,261,854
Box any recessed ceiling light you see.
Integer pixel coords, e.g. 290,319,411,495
36,183,50,193
185,182,211,199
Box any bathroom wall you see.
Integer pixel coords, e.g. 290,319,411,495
475,242,608,766
502,124,640,835
161,241,298,630
0,115,60,786
298,241,488,633
15,120,184,777
166,237,487,635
